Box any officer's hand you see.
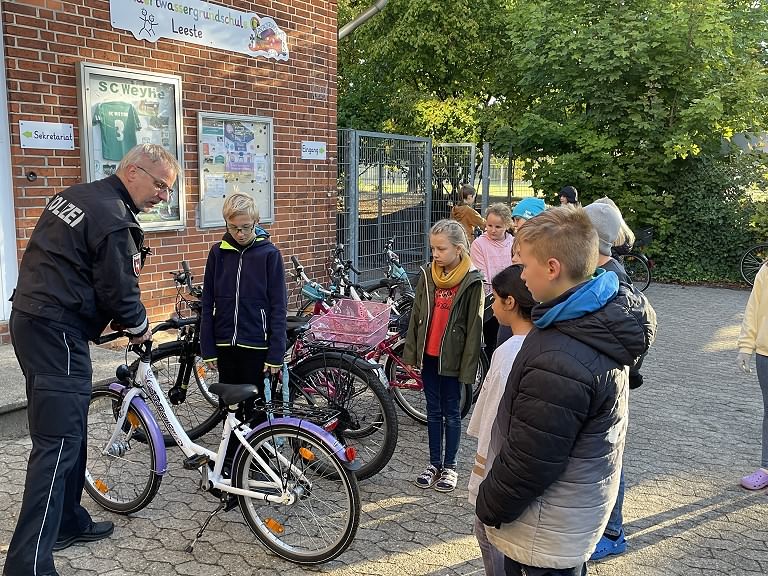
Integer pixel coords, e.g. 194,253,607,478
205,360,218,371
266,365,281,375
128,330,152,345
737,351,753,374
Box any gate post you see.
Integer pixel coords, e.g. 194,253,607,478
481,142,490,213
424,139,433,263
349,130,360,276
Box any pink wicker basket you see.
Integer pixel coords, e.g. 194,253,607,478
309,300,391,346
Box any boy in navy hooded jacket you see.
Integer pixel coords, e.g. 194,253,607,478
201,193,287,425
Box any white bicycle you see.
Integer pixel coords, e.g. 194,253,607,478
84,336,361,564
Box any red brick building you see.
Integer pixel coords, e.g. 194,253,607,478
0,0,338,342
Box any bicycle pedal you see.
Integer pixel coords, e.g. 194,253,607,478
183,454,210,470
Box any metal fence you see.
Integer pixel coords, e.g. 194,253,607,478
337,129,432,281
337,132,535,279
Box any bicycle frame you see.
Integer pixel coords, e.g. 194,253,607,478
100,345,352,504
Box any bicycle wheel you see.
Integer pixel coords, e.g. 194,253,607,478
234,424,360,564
290,355,398,480
386,339,473,425
623,253,651,292
471,349,490,404
95,343,223,446
740,243,768,286
85,386,162,514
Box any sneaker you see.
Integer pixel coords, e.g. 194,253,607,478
415,465,440,488
740,468,768,490
52,520,114,551
434,468,458,492
590,529,627,561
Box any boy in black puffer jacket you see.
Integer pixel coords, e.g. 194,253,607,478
476,205,656,576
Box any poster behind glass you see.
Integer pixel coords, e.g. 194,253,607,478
198,112,274,228
77,63,185,230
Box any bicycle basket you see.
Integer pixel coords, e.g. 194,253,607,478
308,300,391,346
634,227,653,248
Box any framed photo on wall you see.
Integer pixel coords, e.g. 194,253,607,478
76,63,185,231
197,111,274,228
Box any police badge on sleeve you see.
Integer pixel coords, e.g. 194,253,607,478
132,252,141,277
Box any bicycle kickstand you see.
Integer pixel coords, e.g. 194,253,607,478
185,497,233,553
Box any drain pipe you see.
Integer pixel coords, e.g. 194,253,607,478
338,0,389,40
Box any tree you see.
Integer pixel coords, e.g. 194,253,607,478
490,0,768,209
337,0,508,143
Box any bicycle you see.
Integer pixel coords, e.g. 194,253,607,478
614,228,653,292
94,261,221,446
85,335,360,564
291,255,489,425
740,243,768,286
105,261,397,481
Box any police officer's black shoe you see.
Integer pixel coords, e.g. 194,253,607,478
52,520,114,551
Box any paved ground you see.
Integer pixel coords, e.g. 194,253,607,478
1,283,767,575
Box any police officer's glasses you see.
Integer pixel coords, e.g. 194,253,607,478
135,165,172,194
226,223,255,234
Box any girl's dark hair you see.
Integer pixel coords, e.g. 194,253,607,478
460,184,476,201
491,264,536,321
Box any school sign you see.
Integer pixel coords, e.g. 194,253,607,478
111,0,289,61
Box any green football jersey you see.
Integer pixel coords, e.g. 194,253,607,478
94,101,141,161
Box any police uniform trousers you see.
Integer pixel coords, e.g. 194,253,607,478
4,310,93,576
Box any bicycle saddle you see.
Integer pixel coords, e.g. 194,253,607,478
208,382,259,405
285,315,310,339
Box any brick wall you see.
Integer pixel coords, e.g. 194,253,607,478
0,0,338,342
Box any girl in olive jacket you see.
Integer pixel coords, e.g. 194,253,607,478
403,219,484,493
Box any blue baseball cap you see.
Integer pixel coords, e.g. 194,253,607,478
512,197,546,220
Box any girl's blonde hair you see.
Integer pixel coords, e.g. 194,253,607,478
430,219,469,254
223,193,259,221
485,202,513,225
593,196,635,247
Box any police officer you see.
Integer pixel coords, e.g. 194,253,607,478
3,144,180,576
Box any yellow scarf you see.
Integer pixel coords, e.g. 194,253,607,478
431,255,471,289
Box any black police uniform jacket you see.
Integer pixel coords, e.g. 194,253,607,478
12,175,148,341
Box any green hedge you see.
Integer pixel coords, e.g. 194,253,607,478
625,154,766,283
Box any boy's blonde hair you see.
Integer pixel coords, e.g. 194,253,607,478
485,202,513,225
223,193,259,221
593,196,635,247
515,205,598,282
430,219,469,254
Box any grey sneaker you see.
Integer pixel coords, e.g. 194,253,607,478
434,468,458,492
415,465,441,488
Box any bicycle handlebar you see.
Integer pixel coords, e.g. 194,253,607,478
181,260,193,291
291,254,334,297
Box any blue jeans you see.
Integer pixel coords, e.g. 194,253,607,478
421,355,462,469
504,557,587,576
604,470,625,537
474,517,505,576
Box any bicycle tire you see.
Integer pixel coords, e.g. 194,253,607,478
290,355,398,480
385,338,473,426
471,349,490,404
95,343,223,446
740,243,768,286
622,253,651,292
85,386,162,514
234,424,360,564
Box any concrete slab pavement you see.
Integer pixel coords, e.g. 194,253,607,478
1,283,767,575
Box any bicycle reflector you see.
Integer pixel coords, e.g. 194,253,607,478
322,418,339,432
299,447,316,461
345,446,357,462
94,479,109,494
265,518,285,535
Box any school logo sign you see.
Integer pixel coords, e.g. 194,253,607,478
111,0,289,61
